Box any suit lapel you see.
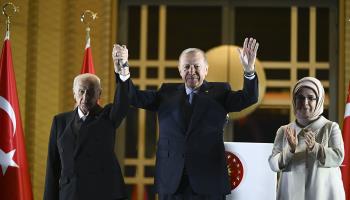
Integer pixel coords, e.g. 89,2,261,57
173,84,188,133
74,105,103,157
57,110,76,158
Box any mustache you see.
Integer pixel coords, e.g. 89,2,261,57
186,75,199,79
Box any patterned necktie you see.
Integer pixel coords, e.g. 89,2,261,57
81,115,87,122
189,91,194,104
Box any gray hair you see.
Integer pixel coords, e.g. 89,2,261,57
179,48,208,66
72,73,101,93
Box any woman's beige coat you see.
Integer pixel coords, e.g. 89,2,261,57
269,116,345,200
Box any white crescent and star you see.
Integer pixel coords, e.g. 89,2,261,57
0,149,19,175
0,96,16,135
0,95,19,176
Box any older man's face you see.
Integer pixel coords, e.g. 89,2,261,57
178,52,208,89
74,78,101,114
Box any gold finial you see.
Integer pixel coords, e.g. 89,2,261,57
81,10,98,32
2,2,19,32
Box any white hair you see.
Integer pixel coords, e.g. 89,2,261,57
179,48,208,66
72,73,101,93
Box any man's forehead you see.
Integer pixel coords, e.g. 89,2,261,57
77,79,96,88
180,54,206,64
181,51,204,58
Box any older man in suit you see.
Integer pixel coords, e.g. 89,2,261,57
113,38,259,200
44,55,130,200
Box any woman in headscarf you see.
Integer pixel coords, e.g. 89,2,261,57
268,77,345,200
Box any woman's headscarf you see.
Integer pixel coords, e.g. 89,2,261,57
292,77,325,120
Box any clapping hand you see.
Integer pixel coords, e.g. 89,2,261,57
237,37,259,74
285,126,297,153
304,129,316,150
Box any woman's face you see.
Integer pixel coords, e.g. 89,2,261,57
295,87,318,120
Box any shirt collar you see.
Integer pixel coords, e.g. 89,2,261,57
77,107,89,121
185,86,199,95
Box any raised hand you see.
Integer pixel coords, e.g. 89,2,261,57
112,44,128,74
285,126,297,153
237,37,259,74
304,129,316,150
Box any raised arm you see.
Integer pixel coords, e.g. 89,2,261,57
225,38,259,112
109,44,130,127
109,74,129,128
112,44,159,112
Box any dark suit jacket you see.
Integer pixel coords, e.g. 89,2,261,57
44,75,128,200
128,75,259,195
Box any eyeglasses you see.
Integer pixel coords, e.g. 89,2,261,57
295,95,318,102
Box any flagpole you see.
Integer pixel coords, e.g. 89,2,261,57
2,2,19,39
80,10,97,74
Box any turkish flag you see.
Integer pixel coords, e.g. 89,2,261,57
131,185,148,200
0,32,33,200
80,36,95,74
342,81,350,200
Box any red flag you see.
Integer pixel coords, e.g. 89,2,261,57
0,32,33,199
80,36,95,74
131,185,148,200
342,81,350,200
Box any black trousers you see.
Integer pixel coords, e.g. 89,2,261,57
158,173,225,200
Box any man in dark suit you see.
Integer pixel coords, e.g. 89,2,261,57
43,57,130,200
113,38,259,200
